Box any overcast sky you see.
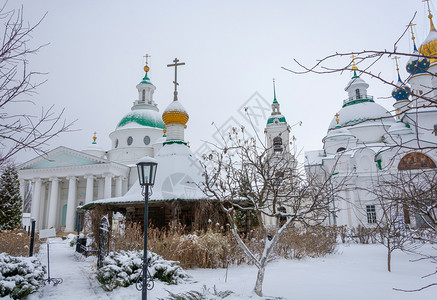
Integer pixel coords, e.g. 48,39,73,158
10,0,435,164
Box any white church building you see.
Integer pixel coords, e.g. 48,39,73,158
305,8,437,228
18,59,204,232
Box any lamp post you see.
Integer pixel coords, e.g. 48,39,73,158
136,156,158,300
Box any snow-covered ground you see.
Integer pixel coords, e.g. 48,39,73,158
19,238,436,300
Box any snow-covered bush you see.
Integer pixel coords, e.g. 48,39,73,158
96,250,190,291
160,285,234,300
0,253,46,299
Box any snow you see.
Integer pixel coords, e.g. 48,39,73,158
18,237,436,300
85,143,205,208
163,100,188,114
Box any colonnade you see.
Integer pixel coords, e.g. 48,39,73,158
25,174,126,231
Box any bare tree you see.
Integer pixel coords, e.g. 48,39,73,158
0,5,73,166
200,126,346,297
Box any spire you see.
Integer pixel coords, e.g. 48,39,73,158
393,56,402,82
351,54,358,78
407,22,418,51
273,78,278,104
424,0,436,31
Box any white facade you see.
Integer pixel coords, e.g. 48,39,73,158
18,68,168,231
305,17,437,228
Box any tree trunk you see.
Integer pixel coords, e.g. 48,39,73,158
254,264,265,296
387,243,391,272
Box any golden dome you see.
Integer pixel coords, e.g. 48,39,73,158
419,5,437,63
162,110,189,126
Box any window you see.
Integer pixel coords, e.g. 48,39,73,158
142,90,145,102
127,136,133,146
143,136,150,145
115,139,119,148
337,147,346,153
366,205,376,224
434,124,437,136
355,89,361,99
273,136,283,153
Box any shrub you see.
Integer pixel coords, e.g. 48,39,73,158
160,285,234,300
0,228,40,257
96,250,189,291
0,253,46,299
276,226,337,259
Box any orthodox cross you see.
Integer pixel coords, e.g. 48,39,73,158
392,56,400,73
143,54,151,73
335,113,340,125
407,23,416,42
167,58,185,101
423,0,436,30
351,54,357,70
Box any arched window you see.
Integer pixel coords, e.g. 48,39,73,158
398,152,436,170
273,136,283,153
355,89,361,99
337,147,346,153
142,90,145,102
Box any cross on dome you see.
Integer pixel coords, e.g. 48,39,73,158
143,53,151,74
167,58,186,101
423,0,436,31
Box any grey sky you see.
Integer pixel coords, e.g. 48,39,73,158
11,0,433,164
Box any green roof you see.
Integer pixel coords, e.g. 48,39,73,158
267,116,287,124
140,73,152,85
117,111,164,129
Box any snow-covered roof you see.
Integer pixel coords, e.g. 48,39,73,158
116,109,164,130
328,101,395,130
83,143,206,208
163,100,188,114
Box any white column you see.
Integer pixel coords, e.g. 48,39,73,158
30,178,42,223
19,179,25,213
39,182,47,230
65,176,77,232
84,175,94,203
97,179,104,199
47,177,59,229
115,177,123,197
104,173,112,199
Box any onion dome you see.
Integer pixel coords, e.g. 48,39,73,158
406,48,430,75
392,75,411,101
419,4,437,64
116,109,164,129
162,100,189,126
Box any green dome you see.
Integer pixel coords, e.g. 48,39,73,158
267,115,287,125
116,110,164,129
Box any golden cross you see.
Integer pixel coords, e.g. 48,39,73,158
407,23,416,41
335,113,340,124
392,56,400,72
93,131,97,143
351,54,357,70
423,0,436,30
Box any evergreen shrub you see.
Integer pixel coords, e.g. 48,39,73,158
0,253,46,299
96,250,189,291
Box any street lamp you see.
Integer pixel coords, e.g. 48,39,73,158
136,156,158,300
